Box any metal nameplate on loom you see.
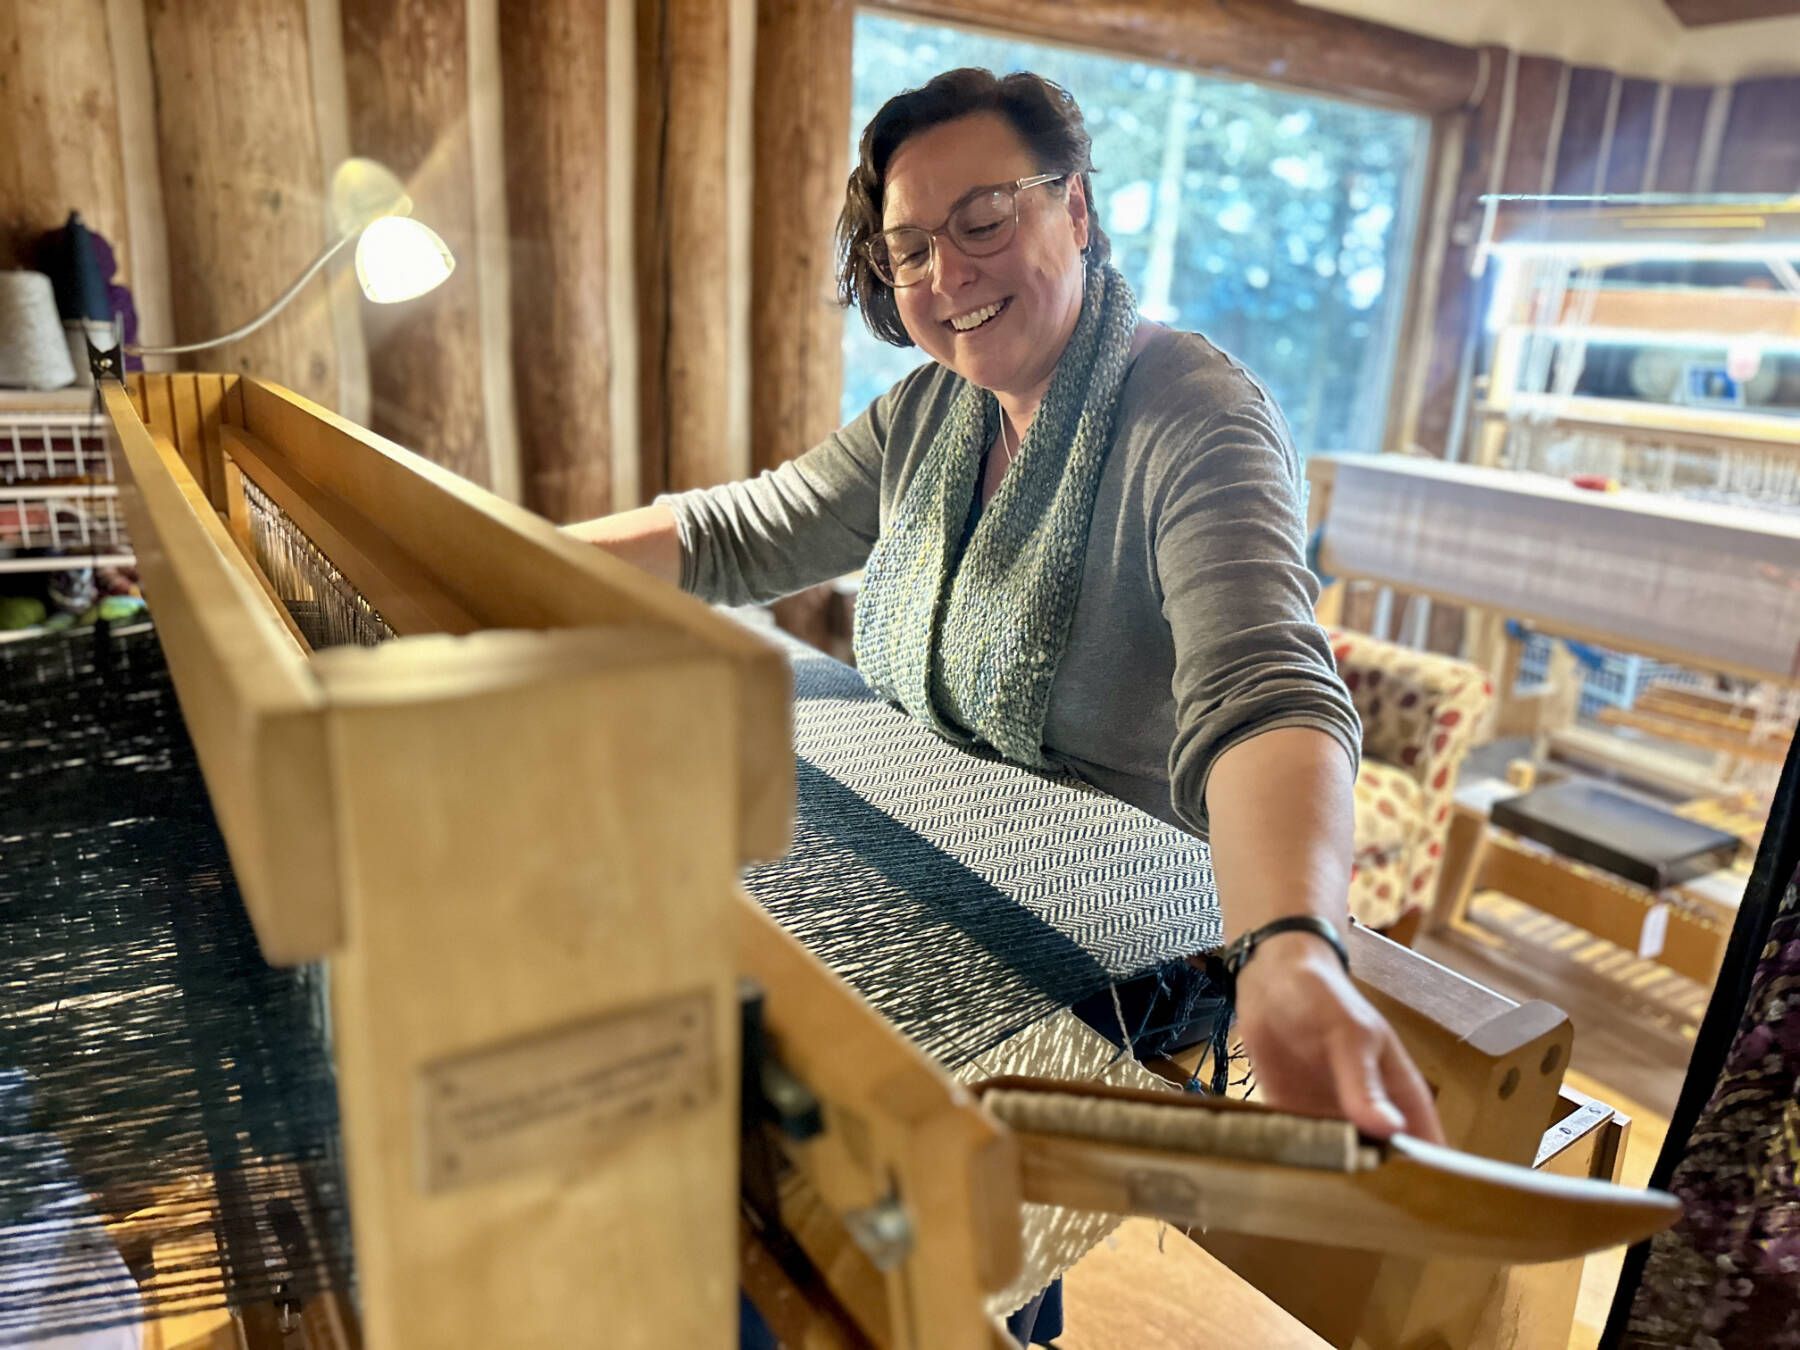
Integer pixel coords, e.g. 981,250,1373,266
417,988,717,1193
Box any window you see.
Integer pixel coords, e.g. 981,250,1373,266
843,13,1430,458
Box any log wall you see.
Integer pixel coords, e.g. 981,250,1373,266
146,0,340,408
5,0,1796,522
0,1,131,275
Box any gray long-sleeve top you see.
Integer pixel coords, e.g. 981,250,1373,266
661,331,1360,838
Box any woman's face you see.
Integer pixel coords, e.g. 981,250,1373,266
881,111,1090,405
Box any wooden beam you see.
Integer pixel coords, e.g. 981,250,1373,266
635,0,745,495
499,0,615,521
1476,833,1729,986
1649,85,1715,193
752,0,855,474
467,0,521,504
1497,56,1567,197
1409,46,1507,460
1594,705,1793,766
1389,109,1463,455
633,0,672,503
1552,287,1800,340
1715,76,1800,192
863,0,1483,114
1602,78,1663,197
105,0,176,363
1663,0,1800,25
606,0,642,511
143,0,339,408
0,1,132,277
342,0,494,485
1635,684,1760,731
1549,67,1619,196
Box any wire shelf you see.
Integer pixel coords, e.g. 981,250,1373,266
0,395,133,570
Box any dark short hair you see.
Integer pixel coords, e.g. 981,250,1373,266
837,68,1111,348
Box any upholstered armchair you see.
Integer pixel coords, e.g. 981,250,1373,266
1329,629,1492,934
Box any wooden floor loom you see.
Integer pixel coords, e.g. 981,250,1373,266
97,372,1677,1350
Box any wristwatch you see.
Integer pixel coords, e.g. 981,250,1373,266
1217,914,1351,985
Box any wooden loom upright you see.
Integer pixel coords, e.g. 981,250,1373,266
95,371,1678,1350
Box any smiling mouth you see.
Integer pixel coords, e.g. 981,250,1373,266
946,297,1010,333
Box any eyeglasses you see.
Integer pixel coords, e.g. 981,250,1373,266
863,174,1069,289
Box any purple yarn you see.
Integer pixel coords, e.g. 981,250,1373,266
31,220,141,371
82,228,140,368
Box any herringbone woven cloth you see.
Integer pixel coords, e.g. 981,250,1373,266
745,638,1224,1070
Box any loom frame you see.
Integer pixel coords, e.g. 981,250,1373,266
97,374,1645,1350
104,372,801,1347
104,371,1041,1350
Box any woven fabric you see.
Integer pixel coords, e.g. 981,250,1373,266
1622,863,1800,1348
852,262,1139,768
744,635,1223,1318
1328,629,1491,926
0,626,350,1346
745,637,1225,1071
1348,761,1423,928
1609,730,1800,1349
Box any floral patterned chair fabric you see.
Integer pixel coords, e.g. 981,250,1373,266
1329,629,1492,931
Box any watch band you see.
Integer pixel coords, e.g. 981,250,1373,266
1218,914,1351,984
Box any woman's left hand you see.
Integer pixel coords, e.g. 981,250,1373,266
1230,930,1445,1143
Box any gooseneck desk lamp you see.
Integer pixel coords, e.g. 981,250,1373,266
89,158,453,380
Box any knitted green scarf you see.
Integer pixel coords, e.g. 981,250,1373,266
853,261,1138,767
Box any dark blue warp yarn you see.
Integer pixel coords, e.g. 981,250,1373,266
0,626,351,1345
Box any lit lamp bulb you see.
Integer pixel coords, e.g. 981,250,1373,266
122,157,456,360
355,216,455,304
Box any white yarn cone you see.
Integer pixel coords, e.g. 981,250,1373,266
0,272,77,390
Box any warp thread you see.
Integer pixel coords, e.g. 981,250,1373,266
0,626,352,1344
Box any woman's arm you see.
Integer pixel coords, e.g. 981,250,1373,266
1205,726,1443,1141
563,504,682,586
563,436,881,604
561,379,915,603
1149,398,1439,1139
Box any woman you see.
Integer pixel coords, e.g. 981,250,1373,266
576,58,1440,1247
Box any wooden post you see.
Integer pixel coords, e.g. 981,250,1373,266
1409,45,1508,462
752,0,857,472
1497,56,1569,197
0,1,132,275
142,0,340,407
1602,78,1664,195
635,0,748,497
342,0,502,487
500,0,617,521
320,634,743,1348
106,0,177,362
1649,86,1716,193
1715,76,1800,191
